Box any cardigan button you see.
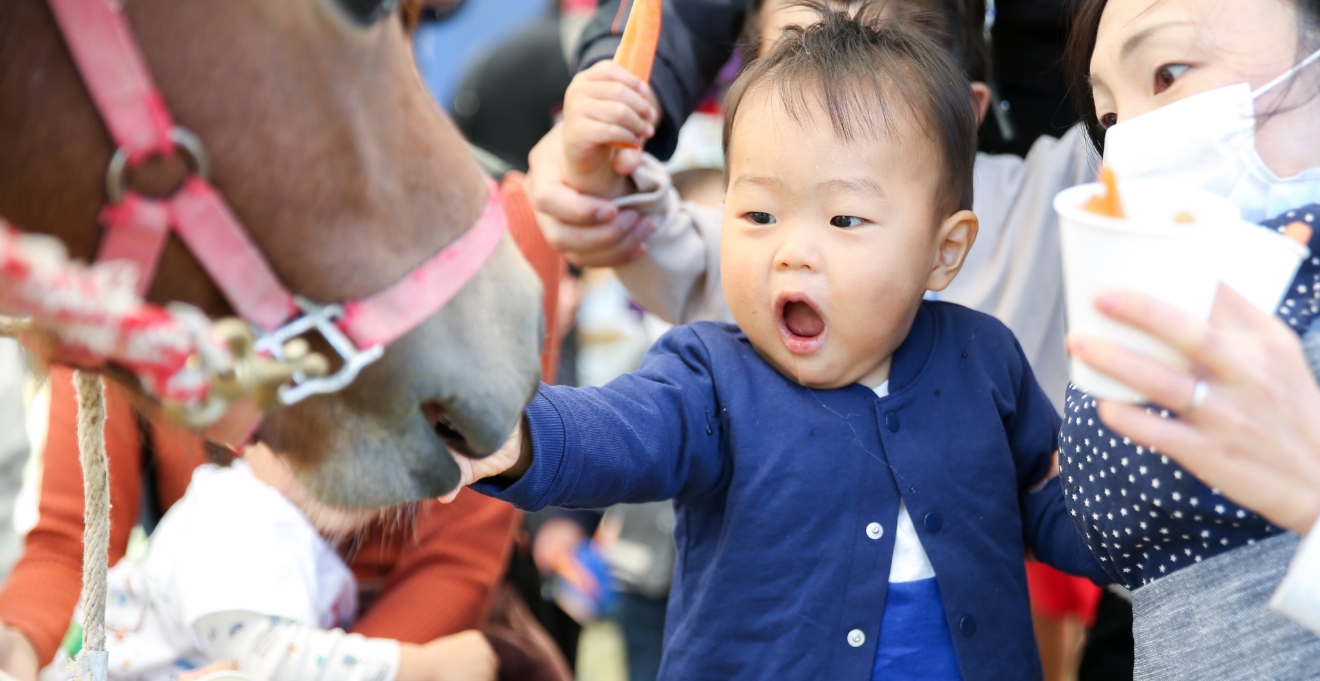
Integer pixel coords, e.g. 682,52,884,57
959,616,977,637
923,512,943,533
866,522,884,540
884,412,900,432
847,629,866,647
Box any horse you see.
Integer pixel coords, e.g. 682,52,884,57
0,0,545,508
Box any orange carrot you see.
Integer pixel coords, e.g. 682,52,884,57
614,0,662,84
1283,220,1313,245
1082,165,1125,218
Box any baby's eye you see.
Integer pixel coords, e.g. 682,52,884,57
745,212,776,225
1153,64,1189,95
1099,112,1118,129
830,215,865,229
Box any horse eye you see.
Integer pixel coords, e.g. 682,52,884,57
336,0,399,25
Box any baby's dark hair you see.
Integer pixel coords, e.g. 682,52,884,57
741,0,989,84
723,4,978,215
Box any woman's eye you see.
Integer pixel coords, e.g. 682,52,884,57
830,215,865,229
1153,64,1189,95
745,212,776,225
1099,112,1118,129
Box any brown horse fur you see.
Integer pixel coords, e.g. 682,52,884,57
0,0,544,507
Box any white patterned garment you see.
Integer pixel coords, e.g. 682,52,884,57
43,462,373,681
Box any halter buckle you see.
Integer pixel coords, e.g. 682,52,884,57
105,126,211,204
254,296,385,406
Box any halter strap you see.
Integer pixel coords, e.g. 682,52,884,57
43,0,505,400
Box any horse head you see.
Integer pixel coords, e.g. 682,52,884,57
0,0,544,507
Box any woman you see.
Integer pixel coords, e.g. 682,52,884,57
1061,0,1320,677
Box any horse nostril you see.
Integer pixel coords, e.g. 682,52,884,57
421,401,473,455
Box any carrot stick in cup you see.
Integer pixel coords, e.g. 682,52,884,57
614,0,662,84
1283,221,1313,245
1083,165,1126,218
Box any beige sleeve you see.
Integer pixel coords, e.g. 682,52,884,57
611,154,734,325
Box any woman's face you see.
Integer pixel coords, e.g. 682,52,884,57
1090,0,1320,176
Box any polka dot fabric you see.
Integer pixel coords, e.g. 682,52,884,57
1060,204,1320,589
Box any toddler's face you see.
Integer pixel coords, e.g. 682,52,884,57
720,89,975,389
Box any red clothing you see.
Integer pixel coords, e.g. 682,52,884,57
1026,560,1103,626
0,368,518,664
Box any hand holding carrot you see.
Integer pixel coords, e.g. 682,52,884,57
561,61,659,198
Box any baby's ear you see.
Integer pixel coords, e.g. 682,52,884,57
925,210,978,292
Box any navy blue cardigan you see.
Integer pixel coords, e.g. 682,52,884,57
475,302,1108,680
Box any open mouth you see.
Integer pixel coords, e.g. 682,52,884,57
777,294,826,354
422,401,474,456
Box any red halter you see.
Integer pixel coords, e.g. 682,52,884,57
44,0,505,405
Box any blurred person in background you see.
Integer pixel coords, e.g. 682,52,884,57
0,339,27,586
0,369,568,681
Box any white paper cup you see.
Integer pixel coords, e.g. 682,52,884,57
1055,182,1237,402
1214,220,1309,314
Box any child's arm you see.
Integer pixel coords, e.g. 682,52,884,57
443,325,729,511
611,154,733,325
189,612,496,681
547,62,731,325
561,61,658,198
1001,333,1115,585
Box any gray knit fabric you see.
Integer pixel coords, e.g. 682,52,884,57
1132,533,1320,680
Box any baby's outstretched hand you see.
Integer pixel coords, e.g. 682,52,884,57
438,418,530,503
561,61,658,197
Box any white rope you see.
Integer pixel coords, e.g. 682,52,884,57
1,316,110,681
0,315,29,338
73,371,109,657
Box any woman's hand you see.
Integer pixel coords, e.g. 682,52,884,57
400,631,497,681
438,419,531,504
1068,285,1320,535
0,625,37,681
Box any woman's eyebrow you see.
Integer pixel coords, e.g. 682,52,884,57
1120,20,1193,62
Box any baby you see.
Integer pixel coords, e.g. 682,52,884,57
450,8,1107,681
43,444,493,681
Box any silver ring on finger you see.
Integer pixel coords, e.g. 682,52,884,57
1185,379,1210,414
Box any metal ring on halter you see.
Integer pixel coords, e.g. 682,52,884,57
105,126,211,204
1186,379,1210,414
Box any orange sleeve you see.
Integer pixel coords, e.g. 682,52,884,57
349,491,518,642
0,369,143,664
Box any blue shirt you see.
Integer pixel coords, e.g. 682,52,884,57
476,302,1109,680
1062,204,1320,588
869,381,961,680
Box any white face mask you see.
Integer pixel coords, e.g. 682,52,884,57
1103,47,1320,222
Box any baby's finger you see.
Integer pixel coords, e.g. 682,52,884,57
613,147,644,175
569,119,647,151
583,99,655,139
580,60,650,96
580,80,658,124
